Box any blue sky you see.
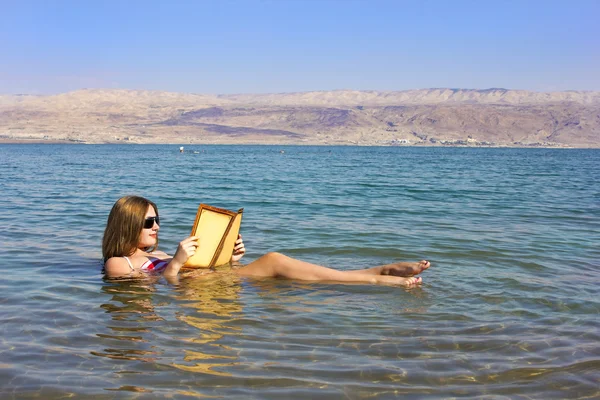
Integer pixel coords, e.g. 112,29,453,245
1,0,598,94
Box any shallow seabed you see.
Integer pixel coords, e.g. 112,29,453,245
0,144,598,399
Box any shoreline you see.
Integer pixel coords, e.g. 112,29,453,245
0,138,592,148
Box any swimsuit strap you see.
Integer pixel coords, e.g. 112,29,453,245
123,256,135,271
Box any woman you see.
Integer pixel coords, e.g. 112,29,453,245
102,196,430,286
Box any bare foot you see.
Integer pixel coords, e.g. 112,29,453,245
380,260,430,277
375,275,423,287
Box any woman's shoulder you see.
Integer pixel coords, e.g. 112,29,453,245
104,256,135,278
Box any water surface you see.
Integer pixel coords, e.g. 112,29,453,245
0,145,599,399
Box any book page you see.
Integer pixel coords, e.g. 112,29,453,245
214,212,243,266
184,208,232,268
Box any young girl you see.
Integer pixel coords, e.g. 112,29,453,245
102,196,429,286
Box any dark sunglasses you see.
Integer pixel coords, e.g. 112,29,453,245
143,216,160,229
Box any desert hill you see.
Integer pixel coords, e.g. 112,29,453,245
0,88,598,147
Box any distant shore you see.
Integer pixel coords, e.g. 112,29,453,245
1,88,598,148
0,138,590,148
0,138,79,144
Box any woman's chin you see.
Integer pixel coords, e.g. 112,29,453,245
139,239,157,249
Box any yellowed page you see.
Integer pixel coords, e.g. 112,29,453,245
214,212,242,267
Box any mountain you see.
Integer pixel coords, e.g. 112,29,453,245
0,88,598,147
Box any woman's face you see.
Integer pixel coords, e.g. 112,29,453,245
138,204,159,249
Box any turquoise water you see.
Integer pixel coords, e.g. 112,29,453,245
0,144,598,399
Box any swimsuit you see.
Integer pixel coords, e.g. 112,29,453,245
124,256,170,274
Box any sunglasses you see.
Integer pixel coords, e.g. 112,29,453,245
143,216,160,229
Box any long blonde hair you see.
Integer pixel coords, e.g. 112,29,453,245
102,196,159,262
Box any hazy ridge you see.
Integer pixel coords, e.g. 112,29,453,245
1,88,598,147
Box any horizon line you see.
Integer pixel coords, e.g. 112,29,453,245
2,87,600,97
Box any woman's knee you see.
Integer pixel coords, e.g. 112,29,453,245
261,252,285,263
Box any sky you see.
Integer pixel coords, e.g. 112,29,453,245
1,0,599,95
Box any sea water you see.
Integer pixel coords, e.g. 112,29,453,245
0,144,598,399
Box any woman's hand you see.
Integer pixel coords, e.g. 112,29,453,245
231,234,246,262
164,236,199,278
172,236,200,266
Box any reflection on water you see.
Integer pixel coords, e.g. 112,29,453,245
95,270,256,386
95,274,245,376
173,271,244,376
94,282,163,363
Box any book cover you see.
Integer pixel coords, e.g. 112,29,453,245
183,204,243,268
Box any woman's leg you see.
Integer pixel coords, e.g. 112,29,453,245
349,260,431,277
235,252,422,286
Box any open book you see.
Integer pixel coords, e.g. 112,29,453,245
183,204,243,268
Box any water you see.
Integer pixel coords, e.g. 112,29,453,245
1,144,599,399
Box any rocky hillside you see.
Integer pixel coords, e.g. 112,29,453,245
0,88,598,147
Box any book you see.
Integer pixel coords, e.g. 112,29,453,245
183,204,243,268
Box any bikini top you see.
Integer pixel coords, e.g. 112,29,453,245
123,256,170,274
